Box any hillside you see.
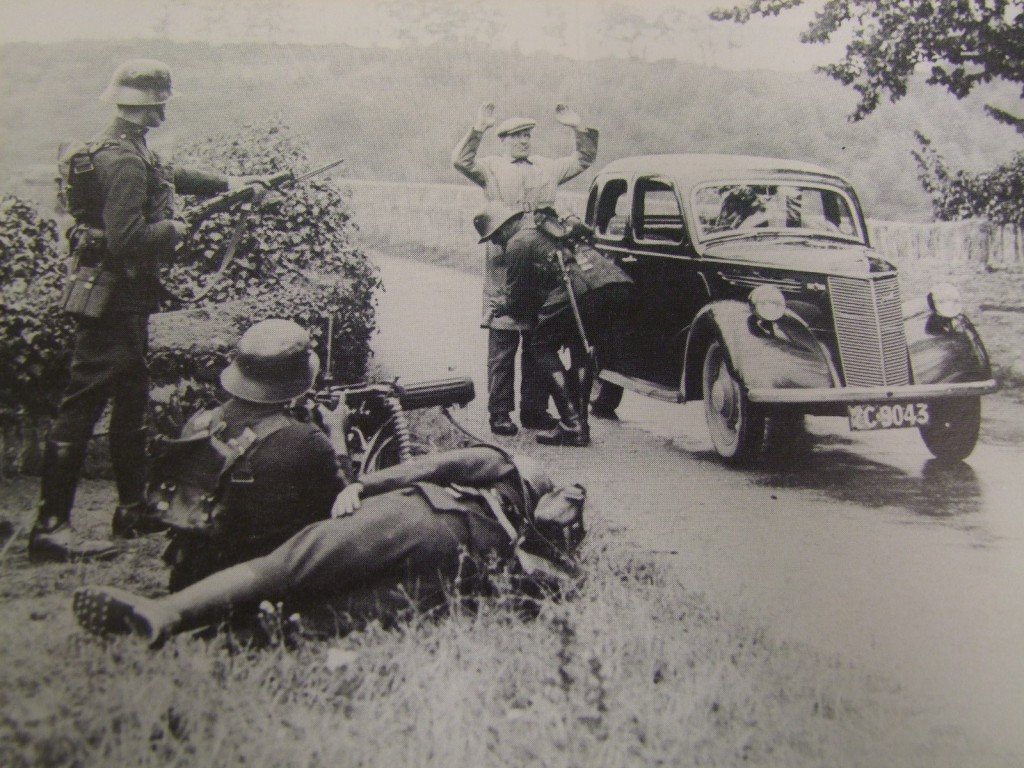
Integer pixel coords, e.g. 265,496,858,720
2,39,1021,222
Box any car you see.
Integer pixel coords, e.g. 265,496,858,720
582,154,997,464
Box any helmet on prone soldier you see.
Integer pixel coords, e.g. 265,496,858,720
100,59,175,106
220,319,321,404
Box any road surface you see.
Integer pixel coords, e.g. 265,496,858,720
371,252,1024,764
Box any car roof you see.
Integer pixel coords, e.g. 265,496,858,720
596,153,851,188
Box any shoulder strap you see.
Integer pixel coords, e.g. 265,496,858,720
224,411,295,484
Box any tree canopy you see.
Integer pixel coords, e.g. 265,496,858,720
712,1,1024,125
713,1,1024,224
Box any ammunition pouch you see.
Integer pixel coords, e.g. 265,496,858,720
60,226,118,320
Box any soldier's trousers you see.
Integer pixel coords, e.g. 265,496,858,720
487,328,548,416
531,285,632,369
49,312,150,444
248,488,510,625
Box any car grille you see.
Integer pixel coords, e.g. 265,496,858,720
827,274,910,387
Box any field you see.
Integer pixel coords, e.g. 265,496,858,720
0,444,960,768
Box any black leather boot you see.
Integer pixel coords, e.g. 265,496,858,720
29,441,117,563
110,427,164,538
74,562,278,647
112,502,168,539
536,370,588,447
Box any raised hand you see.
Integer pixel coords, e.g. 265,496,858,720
554,103,582,129
475,101,497,132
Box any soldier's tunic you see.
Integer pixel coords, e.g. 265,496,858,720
499,215,633,366
451,125,598,418
51,118,228,448
167,398,346,587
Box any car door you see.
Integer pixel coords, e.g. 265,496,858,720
627,175,708,387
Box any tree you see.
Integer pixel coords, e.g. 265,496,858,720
712,1,1024,224
711,1,1024,124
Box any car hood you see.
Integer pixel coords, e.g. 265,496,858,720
700,236,896,276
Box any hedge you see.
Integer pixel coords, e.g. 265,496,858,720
0,119,379,475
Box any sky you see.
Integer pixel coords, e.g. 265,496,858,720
0,0,844,73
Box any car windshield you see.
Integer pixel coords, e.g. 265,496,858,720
693,182,863,242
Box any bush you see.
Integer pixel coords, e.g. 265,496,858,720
0,195,75,418
914,132,1024,226
0,119,380,470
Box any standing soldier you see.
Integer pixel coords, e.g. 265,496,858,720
452,102,599,436
475,206,633,447
29,59,253,562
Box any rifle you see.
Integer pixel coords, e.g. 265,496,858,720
171,158,345,303
184,158,345,227
553,246,596,366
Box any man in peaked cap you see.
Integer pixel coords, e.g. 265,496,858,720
452,102,599,438
29,59,257,562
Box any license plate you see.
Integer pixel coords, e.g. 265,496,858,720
847,402,931,431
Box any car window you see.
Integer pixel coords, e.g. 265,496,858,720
634,177,686,244
693,183,861,241
595,179,629,239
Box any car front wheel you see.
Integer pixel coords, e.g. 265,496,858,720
919,397,981,462
702,340,765,463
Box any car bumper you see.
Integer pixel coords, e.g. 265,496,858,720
748,379,998,404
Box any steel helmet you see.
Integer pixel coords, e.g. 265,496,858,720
473,203,523,243
220,319,321,404
100,59,175,106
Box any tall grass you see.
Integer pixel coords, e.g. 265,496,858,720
0,519,930,768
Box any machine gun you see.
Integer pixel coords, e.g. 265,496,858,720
298,316,476,476
297,377,476,478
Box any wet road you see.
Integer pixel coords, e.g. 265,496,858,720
371,253,1024,762
618,395,1024,759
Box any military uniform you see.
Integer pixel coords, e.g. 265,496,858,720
251,446,540,621
72,446,585,645
488,210,633,446
51,118,228,446
452,119,599,430
30,60,235,562
163,397,345,589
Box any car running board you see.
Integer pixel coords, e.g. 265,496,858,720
598,370,684,403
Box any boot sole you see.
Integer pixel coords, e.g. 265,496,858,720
73,586,151,639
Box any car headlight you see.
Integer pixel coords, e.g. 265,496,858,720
749,285,786,322
927,283,963,318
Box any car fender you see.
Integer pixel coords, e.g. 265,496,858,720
682,300,835,401
903,298,993,385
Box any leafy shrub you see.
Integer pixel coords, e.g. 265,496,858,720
914,132,1024,226
0,119,379,465
151,116,380,431
0,195,75,419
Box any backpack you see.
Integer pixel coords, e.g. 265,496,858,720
56,139,115,221
146,407,294,538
